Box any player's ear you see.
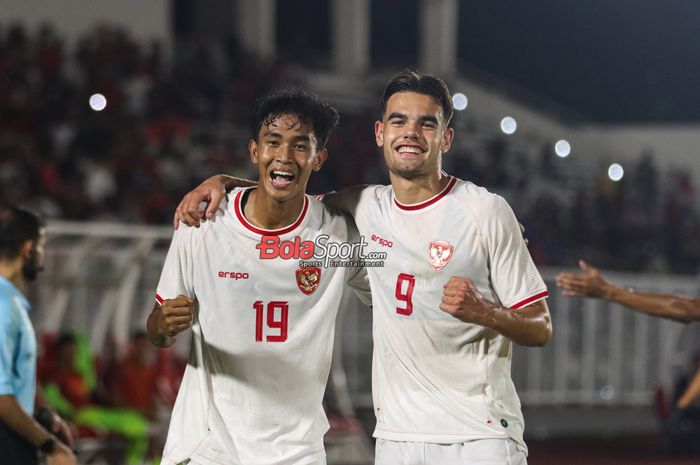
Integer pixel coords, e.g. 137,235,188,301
440,127,454,153
312,148,328,172
249,139,259,164
20,240,34,261
374,120,384,148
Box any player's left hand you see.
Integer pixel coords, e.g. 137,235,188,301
440,276,493,325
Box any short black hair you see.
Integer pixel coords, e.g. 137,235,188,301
380,70,454,125
0,205,45,261
250,88,340,151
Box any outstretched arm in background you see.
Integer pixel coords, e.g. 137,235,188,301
556,260,700,323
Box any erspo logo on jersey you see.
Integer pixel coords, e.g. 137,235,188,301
370,234,393,248
256,234,386,268
218,271,249,279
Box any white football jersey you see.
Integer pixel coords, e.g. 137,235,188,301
331,176,547,454
156,187,370,465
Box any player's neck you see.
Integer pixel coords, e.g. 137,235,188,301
390,171,451,205
244,189,306,230
0,260,28,293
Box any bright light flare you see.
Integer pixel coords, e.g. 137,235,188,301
452,93,468,111
89,93,107,111
500,116,517,135
555,139,571,157
608,163,624,181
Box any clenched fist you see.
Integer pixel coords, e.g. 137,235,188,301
439,276,494,326
148,295,195,347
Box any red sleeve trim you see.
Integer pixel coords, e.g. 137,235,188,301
155,293,164,304
510,290,548,309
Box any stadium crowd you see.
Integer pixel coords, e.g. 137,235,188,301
0,23,698,274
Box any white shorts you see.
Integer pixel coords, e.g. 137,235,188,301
182,457,327,465
374,438,527,465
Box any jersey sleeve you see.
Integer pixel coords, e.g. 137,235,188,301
0,299,17,396
319,185,372,218
346,267,372,307
155,227,197,304
484,196,548,309
335,210,372,307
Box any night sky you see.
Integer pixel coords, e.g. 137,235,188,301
278,0,700,123
456,1,700,122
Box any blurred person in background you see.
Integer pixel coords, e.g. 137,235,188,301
110,331,160,418
0,205,76,465
42,331,151,465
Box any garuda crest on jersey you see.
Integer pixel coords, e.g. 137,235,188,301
428,240,454,271
296,266,321,295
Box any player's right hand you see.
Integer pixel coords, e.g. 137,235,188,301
174,175,228,229
555,260,609,298
154,295,195,337
46,440,77,465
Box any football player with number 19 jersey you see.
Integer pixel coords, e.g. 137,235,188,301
148,90,370,465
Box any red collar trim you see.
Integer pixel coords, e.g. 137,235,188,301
393,176,457,211
233,189,309,236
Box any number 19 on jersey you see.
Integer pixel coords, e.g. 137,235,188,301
253,301,289,342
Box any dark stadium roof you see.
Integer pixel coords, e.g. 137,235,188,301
361,0,700,123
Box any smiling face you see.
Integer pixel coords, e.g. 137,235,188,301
375,91,454,180
249,113,327,203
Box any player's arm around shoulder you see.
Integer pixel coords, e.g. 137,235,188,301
174,174,255,228
319,184,376,217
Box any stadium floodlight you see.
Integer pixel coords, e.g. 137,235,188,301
89,93,107,112
500,117,517,135
608,163,624,182
452,93,468,111
554,139,571,157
